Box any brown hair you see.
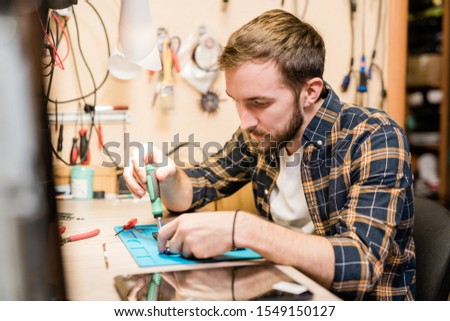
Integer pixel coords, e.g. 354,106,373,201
218,9,325,97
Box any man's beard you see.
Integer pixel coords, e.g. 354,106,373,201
249,103,303,156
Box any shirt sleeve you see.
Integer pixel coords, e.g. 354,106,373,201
326,123,414,300
182,129,257,211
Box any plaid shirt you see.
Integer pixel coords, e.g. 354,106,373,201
183,85,416,300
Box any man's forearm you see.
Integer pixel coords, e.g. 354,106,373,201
160,168,193,212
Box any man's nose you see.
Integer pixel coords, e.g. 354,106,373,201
239,108,258,131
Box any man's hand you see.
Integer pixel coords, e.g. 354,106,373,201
123,145,176,198
157,211,236,259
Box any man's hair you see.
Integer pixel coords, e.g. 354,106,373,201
218,9,325,96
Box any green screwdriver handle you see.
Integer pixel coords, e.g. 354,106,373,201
145,164,163,217
147,272,161,301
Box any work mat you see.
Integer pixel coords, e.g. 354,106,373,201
114,224,263,268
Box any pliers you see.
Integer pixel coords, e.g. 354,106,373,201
59,225,100,245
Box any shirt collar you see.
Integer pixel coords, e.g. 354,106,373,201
302,82,343,148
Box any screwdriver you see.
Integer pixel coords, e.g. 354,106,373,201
57,123,64,157
115,218,138,236
145,164,163,231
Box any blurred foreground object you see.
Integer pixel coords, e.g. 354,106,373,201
0,0,66,300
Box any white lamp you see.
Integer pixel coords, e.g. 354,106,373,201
108,0,161,80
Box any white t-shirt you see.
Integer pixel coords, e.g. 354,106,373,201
269,147,315,234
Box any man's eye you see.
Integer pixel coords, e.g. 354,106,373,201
252,101,268,108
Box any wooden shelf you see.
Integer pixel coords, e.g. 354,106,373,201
405,0,449,205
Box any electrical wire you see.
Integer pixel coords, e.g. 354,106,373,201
51,11,71,66
369,0,383,67
341,0,356,92
70,7,97,165
361,0,366,58
367,0,387,109
66,26,87,106
45,1,111,105
46,3,119,168
166,142,209,160
37,8,65,69
370,63,387,109
71,7,97,107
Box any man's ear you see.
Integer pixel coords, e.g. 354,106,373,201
303,77,324,108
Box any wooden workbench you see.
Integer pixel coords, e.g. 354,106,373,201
57,198,340,301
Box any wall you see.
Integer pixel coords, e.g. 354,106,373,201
46,0,394,168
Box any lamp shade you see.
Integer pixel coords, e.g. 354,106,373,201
109,0,161,80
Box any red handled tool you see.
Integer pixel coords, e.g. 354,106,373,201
79,128,90,165
115,218,138,236
59,225,100,245
97,124,104,150
70,137,79,164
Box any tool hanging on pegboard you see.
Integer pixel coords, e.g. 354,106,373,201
179,25,223,114
200,90,223,115
151,28,181,110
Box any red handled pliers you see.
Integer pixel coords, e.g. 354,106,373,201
59,225,100,245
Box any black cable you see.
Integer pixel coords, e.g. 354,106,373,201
166,141,209,160
48,6,119,167
369,0,383,70
42,14,67,73
361,0,366,58
341,0,356,92
66,26,87,105
71,4,120,167
45,1,111,105
93,124,121,168
356,0,368,97
44,47,56,115
62,7,96,165
72,8,97,107
51,139,71,166
370,63,387,109
367,1,387,108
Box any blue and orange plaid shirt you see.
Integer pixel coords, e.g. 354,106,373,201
182,85,416,300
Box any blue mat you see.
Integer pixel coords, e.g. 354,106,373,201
115,224,263,268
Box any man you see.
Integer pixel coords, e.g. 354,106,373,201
123,9,416,300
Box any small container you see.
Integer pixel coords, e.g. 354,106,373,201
70,166,94,200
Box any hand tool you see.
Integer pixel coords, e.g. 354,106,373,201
151,232,171,254
160,36,174,110
115,218,138,236
57,123,64,156
200,90,220,114
79,128,90,165
84,104,129,112
151,77,161,108
97,123,104,150
59,225,100,245
170,36,181,73
70,137,79,164
145,164,163,231
147,272,161,301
